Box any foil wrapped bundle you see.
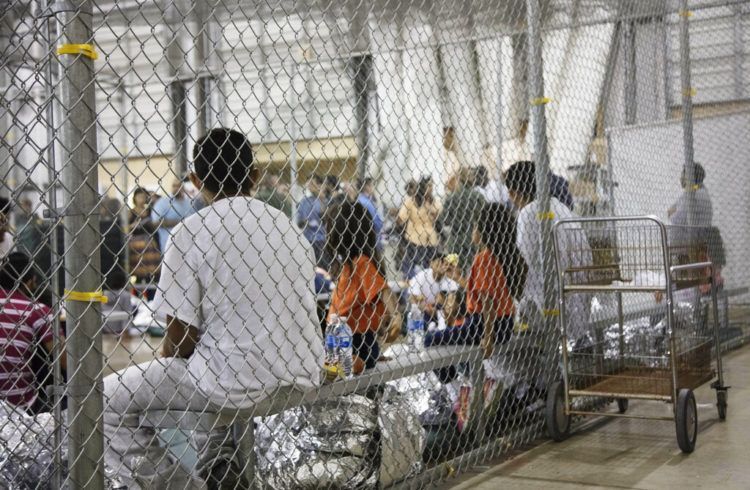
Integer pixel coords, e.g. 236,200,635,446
0,401,124,489
255,395,378,489
378,386,425,487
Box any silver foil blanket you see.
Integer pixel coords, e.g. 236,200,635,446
0,401,124,489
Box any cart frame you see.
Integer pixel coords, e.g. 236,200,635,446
548,215,728,453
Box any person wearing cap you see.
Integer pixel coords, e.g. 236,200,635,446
668,163,713,229
505,160,592,340
408,253,459,321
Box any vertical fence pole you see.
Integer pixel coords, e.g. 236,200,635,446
352,54,372,183
166,0,188,176
55,1,105,487
525,0,557,375
678,0,696,229
623,20,637,125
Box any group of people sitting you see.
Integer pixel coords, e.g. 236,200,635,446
0,125,591,488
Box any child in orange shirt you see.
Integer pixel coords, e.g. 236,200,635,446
446,203,527,357
326,200,402,374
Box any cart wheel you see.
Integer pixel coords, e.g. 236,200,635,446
675,388,698,453
546,381,571,442
717,390,727,421
617,398,629,414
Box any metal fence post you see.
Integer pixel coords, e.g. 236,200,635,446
678,0,696,229
55,1,105,487
525,0,558,381
166,0,188,176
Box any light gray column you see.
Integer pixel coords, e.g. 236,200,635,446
165,0,188,176
678,0,696,228
623,21,637,125
54,1,105,487
526,0,557,359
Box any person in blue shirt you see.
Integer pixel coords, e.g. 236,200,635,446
355,177,383,239
296,175,330,269
151,178,199,251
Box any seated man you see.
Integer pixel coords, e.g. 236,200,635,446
408,253,459,322
0,252,66,413
103,128,324,488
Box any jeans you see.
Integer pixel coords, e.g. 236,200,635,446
424,314,514,347
102,359,252,489
426,314,514,384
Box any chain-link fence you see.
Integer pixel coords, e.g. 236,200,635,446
0,0,749,488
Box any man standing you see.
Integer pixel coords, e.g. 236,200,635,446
505,161,591,340
151,177,199,252
296,175,329,269
254,172,293,217
103,128,324,487
438,168,486,273
668,163,712,228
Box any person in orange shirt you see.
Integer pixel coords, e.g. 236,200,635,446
447,203,527,358
325,200,402,374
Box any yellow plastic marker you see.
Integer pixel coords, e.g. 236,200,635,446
691,184,700,191
531,97,551,106
445,253,459,266
537,211,555,221
683,87,697,97
679,10,693,18
63,289,108,304
543,309,560,317
515,322,530,333
57,43,98,61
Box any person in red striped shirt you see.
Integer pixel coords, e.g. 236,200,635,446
0,252,65,412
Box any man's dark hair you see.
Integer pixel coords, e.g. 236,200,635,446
356,177,373,192
193,128,254,195
474,166,489,188
505,160,537,199
133,187,149,199
310,174,324,185
0,197,11,215
0,252,37,291
414,177,432,207
683,163,706,185
476,203,527,299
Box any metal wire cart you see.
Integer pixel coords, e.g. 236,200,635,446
545,216,728,453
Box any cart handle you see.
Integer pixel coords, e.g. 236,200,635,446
670,262,713,274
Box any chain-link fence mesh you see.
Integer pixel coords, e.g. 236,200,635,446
0,0,749,488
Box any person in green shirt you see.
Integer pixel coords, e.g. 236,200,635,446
437,167,486,273
254,172,293,217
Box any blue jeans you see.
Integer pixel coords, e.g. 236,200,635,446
424,314,513,347
425,314,514,384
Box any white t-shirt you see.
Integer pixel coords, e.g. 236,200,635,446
153,197,324,408
517,198,592,339
475,180,510,206
0,232,13,258
408,268,459,305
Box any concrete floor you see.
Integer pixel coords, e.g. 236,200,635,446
446,344,750,490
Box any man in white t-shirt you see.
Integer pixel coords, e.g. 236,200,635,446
102,128,324,488
506,161,592,341
409,254,459,318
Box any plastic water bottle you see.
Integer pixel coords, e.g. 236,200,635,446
324,317,339,367
408,303,425,352
333,317,354,378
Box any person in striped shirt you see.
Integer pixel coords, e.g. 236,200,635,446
0,252,65,411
